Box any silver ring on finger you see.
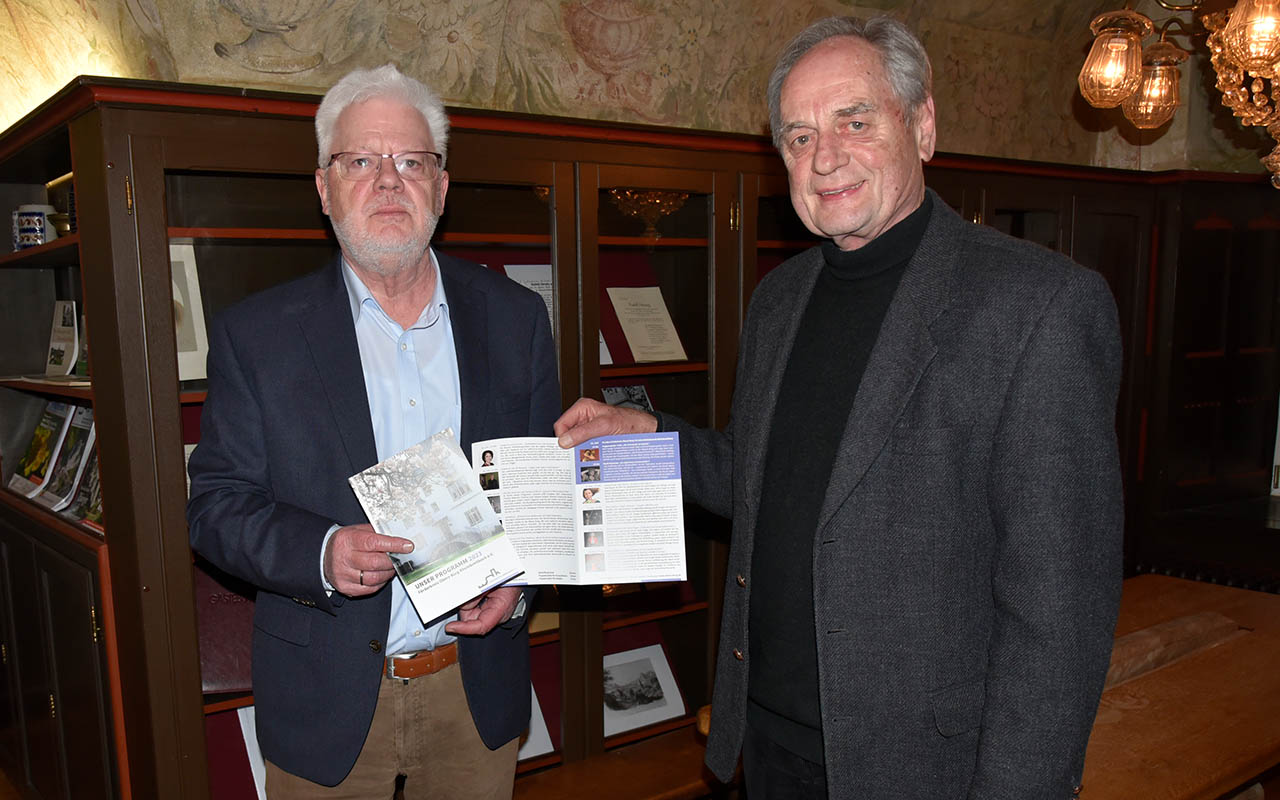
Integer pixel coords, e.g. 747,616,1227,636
359,569,364,586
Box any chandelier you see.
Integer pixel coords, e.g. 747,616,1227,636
1078,0,1280,187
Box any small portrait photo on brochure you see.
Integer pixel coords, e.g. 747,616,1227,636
583,508,603,526
584,530,604,548
579,447,599,463
580,466,600,482
585,553,606,572
488,495,502,515
479,471,500,490
582,487,600,503
480,449,495,468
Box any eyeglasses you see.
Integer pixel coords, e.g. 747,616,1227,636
327,151,443,181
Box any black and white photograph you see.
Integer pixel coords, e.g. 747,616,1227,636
602,644,684,736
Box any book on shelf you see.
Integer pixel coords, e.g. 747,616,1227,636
44,300,78,377
348,429,525,627
471,432,686,586
61,444,104,532
32,406,94,511
74,311,90,377
193,560,254,694
6,401,75,498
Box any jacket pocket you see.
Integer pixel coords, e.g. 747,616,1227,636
931,678,984,737
253,593,312,647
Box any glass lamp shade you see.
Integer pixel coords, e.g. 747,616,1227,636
1121,41,1187,130
1079,10,1153,108
1122,64,1182,128
1222,0,1280,78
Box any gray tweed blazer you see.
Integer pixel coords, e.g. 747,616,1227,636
662,190,1123,799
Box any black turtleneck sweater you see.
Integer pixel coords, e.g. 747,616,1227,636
746,194,932,763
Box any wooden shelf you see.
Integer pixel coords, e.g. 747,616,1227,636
514,723,719,800
0,376,92,400
202,692,253,714
168,227,328,241
601,362,708,378
166,227,553,247
0,487,104,545
0,233,79,268
602,601,709,632
438,232,552,246
599,236,708,248
758,238,818,250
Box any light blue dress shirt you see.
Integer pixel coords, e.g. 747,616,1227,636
331,251,462,655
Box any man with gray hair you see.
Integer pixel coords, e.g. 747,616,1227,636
555,15,1122,798
188,64,559,797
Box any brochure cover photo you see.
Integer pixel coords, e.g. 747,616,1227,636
349,429,524,626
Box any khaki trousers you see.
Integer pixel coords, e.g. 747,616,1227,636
265,662,518,799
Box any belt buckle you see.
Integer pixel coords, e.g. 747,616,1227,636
385,652,416,681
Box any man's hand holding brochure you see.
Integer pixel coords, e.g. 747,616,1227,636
349,429,685,626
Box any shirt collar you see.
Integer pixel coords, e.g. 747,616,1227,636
341,249,448,328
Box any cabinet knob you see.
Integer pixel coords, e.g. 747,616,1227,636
736,574,747,588
732,648,744,661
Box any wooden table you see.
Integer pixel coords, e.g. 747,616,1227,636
1083,575,1280,800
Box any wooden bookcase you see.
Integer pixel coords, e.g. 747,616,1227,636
0,75,1275,799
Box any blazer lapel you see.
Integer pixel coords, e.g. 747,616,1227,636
437,252,489,454
741,249,825,529
814,192,958,533
296,258,378,474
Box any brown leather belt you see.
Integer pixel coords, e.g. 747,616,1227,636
383,642,458,680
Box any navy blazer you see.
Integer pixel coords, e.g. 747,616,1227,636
187,252,560,786
668,192,1123,798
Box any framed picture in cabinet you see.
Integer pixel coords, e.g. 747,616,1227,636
170,242,210,381
602,643,685,736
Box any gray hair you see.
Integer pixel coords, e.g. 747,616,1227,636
767,16,933,150
314,64,450,168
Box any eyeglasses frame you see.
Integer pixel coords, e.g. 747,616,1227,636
326,151,444,181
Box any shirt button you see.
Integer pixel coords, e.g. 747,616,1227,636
736,574,747,587
401,342,408,351
409,398,417,407
412,630,421,637
733,648,744,661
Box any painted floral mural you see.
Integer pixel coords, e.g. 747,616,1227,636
0,0,1268,175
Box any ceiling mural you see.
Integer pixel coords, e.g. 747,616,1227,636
0,0,1267,175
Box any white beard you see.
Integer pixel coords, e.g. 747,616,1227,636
331,207,439,278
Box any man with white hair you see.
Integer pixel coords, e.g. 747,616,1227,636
188,64,559,798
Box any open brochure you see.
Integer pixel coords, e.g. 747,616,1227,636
348,429,524,626
471,432,685,585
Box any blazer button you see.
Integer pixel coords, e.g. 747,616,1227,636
369,640,383,654
733,648,744,661
736,574,747,587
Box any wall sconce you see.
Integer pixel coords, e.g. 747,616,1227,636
1079,0,1280,187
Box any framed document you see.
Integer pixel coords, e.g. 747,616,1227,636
170,242,210,381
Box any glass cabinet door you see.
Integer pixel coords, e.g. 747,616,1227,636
573,162,730,755
742,171,820,304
